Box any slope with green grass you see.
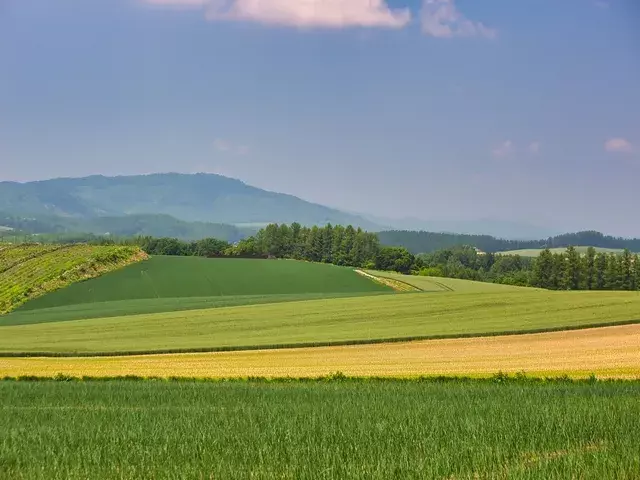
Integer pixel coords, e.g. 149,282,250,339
0,243,145,314
17,256,391,313
365,270,537,292
1,290,639,355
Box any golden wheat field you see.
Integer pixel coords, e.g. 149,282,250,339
2,324,639,379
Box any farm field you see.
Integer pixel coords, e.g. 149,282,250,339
18,256,391,311
0,243,144,314
2,324,638,379
497,246,626,257
1,379,639,479
366,269,538,292
1,290,639,355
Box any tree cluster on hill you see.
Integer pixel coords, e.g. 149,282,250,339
415,245,640,291
378,230,640,254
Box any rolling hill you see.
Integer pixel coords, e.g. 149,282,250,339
0,173,380,229
0,243,146,314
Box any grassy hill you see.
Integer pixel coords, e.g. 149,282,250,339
0,243,146,314
498,247,626,257
16,257,391,314
0,290,638,355
365,270,538,292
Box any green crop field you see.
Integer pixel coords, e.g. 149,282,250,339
366,270,537,292
1,290,639,355
1,379,639,479
497,246,626,257
18,256,391,312
0,243,145,314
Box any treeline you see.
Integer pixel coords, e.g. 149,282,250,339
417,245,640,291
82,223,416,273
378,230,640,254
7,222,639,291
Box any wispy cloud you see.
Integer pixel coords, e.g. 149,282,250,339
604,137,634,153
214,138,250,155
492,140,513,158
144,0,411,29
528,141,540,154
421,0,496,38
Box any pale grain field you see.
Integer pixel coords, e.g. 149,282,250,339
2,324,639,379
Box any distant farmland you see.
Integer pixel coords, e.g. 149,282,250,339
497,246,627,257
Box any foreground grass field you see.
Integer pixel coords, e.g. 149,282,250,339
1,379,639,479
18,256,391,312
1,290,638,354
2,324,638,379
0,243,144,314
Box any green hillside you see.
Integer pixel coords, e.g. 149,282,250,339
1,290,639,355
0,243,145,314
18,256,391,313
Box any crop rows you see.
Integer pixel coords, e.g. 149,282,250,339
0,245,143,314
1,379,639,479
0,243,65,273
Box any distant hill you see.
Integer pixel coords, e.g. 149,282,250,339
0,212,250,242
361,215,558,240
378,230,640,255
0,173,379,229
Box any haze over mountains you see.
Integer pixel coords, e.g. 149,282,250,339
0,172,625,241
0,173,379,233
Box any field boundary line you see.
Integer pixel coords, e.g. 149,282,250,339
2,373,638,383
355,270,421,292
2,318,639,358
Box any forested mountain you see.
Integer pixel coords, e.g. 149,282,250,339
378,230,640,254
0,173,379,229
0,212,250,242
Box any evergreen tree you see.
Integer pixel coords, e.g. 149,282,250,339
594,253,607,290
583,247,596,290
604,253,622,290
562,246,582,290
532,248,554,289
620,249,634,291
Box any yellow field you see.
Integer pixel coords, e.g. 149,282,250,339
3,324,639,379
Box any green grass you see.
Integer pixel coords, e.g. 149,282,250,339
19,256,390,312
1,292,387,326
366,270,537,292
1,290,638,355
1,379,639,479
0,243,144,314
497,246,626,257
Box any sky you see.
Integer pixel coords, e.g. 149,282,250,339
1,0,639,236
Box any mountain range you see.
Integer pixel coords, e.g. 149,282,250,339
0,172,565,240
0,173,379,233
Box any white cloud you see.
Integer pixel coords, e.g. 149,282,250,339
421,0,496,38
605,137,633,153
214,138,250,155
492,140,513,158
144,0,411,29
528,141,540,154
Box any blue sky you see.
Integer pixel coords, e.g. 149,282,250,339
1,0,639,235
